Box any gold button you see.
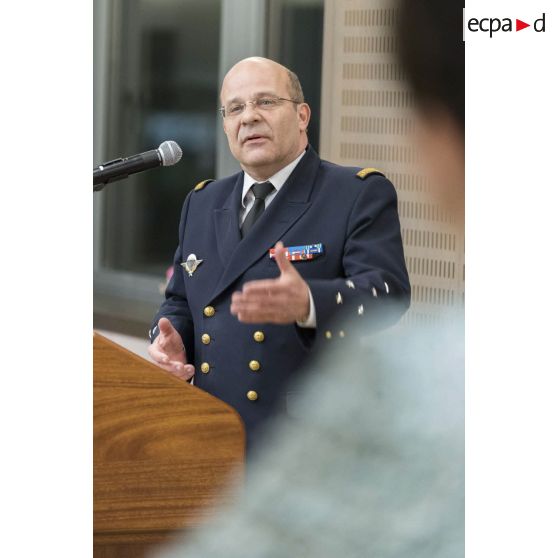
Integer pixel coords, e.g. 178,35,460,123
249,360,261,372
201,333,211,345
247,390,258,401
203,306,215,317
200,362,210,374
253,331,265,343
325,330,332,339
339,330,345,338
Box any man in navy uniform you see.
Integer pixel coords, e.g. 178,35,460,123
148,57,410,447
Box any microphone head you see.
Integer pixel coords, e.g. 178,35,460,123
158,140,183,166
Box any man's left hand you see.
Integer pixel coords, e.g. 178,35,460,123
230,242,310,324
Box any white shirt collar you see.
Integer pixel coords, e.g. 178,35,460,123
241,150,306,208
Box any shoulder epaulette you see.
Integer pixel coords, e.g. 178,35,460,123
194,179,214,192
356,167,385,180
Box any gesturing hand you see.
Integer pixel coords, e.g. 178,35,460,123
230,241,310,324
148,317,195,381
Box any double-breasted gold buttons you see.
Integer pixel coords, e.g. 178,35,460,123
201,333,211,345
203,306,215,317
247,390,258,401
200,362,210,374
253,331,265,343
249,360,261,372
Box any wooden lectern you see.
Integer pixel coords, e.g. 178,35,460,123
94,333,245,558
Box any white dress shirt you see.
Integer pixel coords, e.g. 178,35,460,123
239,151,305,223
239,150,316,328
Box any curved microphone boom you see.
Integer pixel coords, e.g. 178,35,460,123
93,140,182,191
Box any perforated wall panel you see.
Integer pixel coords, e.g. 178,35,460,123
320,0,464,322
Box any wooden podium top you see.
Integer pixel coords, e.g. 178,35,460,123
94,332,245,556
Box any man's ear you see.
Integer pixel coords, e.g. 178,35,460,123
298,103,311,132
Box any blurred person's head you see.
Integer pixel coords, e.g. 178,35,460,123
398,0,464,222
220,57,311,181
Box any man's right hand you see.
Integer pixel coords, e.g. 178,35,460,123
148,318,195,381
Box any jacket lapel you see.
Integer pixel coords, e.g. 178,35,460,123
213,172,243,268
209,147,321,301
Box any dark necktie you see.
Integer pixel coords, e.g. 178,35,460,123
241,181,275,238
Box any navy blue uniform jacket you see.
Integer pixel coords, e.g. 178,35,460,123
150,147,410,445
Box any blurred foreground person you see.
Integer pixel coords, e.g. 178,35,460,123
155,0,464,556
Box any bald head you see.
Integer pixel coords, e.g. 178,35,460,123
219,57,311,181
221,57,304,105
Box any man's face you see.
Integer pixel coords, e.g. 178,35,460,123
220,60,310,181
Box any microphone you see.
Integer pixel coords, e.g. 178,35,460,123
93,140,182,191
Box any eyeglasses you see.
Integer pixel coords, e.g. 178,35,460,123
219,96,301,118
